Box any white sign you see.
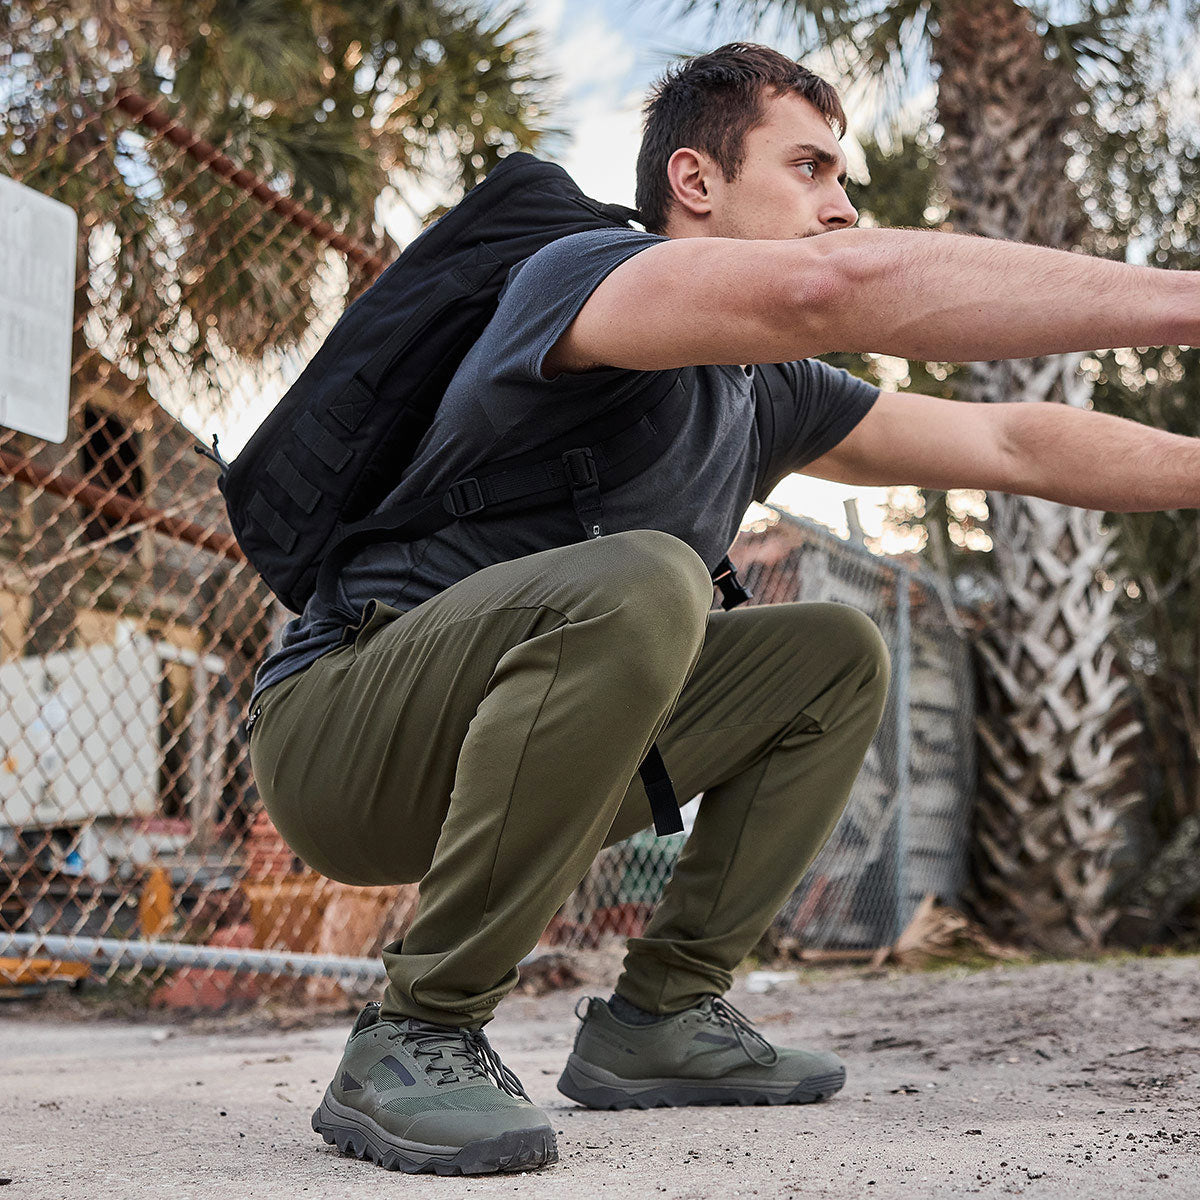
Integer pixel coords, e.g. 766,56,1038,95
0,175,77,443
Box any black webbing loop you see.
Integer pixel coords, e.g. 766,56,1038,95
248,492,298,553
562,447,604,539
713,554,752,610
638,743,683,836
267,450,321,514
298,411,352,473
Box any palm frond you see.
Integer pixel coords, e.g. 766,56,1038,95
4,0,561,381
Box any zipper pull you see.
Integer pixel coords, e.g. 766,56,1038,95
244,703,262,738
195,432,230,478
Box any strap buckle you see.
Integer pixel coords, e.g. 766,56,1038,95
561,448,603,539
561,447,598,489
445,477,485,517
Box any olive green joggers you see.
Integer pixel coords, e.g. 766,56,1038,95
248,529,890,1028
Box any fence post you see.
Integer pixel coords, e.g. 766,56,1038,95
892,564,912,943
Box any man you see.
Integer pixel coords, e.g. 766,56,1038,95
246,42,1200,1175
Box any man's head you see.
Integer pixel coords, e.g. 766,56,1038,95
634,42,857,241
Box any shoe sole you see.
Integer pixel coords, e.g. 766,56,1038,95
311,1090,557,1175
556,1053,846,1110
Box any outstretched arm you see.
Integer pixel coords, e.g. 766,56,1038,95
545,231,1200,375
816,227,1200,362
804,390,1200,513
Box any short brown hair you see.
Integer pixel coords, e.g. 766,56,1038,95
634,43,847,234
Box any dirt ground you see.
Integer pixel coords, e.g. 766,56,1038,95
3,949,1198,1200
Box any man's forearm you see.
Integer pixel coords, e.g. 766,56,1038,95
1003,402,1200,512
815,228,1200,362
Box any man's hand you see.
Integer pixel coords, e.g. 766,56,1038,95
804,390,1200,513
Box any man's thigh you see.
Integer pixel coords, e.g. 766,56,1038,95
249,530,704,885
602,600,889,846
250,603,564,885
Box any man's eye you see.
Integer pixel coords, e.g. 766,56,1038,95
796,161,817,178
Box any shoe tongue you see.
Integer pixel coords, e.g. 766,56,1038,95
351,1002,381,1036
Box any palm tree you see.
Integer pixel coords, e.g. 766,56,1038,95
1,0,557,387
660,0,1196,952
1091,130,1200,943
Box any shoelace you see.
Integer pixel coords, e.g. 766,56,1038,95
703,996,779,1067
388,1023,532,1101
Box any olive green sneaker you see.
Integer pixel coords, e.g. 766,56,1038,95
311,1001,557,1175
557,994,846,1109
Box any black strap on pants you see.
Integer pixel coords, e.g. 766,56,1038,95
639,744,682,835
636,550,752,837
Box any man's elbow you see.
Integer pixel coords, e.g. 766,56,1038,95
779,232,867,358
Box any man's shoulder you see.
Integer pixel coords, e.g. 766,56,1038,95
452,226,669,388
502,226,666,295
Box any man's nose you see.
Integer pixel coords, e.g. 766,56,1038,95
822,189,858,229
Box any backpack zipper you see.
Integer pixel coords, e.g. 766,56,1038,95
244,703,262,738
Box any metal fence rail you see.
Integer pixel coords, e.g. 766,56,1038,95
0,84,977,1010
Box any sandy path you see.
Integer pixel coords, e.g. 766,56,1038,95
3,952,1197,1198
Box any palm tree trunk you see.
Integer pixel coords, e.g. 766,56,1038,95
931,0,1143,952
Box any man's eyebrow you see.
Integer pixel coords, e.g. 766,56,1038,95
784,142,849,184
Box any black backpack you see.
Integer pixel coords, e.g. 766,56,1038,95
196,152,753,835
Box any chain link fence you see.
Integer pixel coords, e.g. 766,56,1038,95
0,85,977,1011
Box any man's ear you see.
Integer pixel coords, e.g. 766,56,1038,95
665,147,714,219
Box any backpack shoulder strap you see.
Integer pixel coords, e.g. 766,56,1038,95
313,369,688,613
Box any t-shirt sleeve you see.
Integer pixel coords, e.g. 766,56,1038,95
488,227,667,385
753,358,881,502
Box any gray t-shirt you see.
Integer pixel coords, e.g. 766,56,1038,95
249,227,880,706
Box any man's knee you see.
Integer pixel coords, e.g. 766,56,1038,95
597,529,714,630
834,605,891,697
576,530,713,697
